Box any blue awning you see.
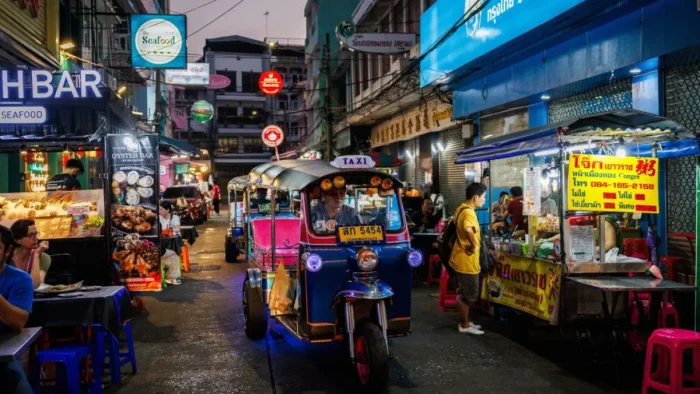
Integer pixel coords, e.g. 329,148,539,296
456,110,691,164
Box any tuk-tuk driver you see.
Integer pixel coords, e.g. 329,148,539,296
310,185,363,232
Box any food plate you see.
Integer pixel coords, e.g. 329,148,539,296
35,281,84,294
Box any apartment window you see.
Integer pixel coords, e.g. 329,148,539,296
217,107,238,127
393,0,405,33
242,137,265,153
218,137,238,153
217,70,237,92
290,122,299,137
408,0,420,34
241,72,261,93
361,54,369,91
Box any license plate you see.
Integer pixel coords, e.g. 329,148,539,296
337,225,385,244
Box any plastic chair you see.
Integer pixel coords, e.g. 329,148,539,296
438,268,458,312
426,254,441,288
94,321,137,385
34,344,101,394
643,329,700,393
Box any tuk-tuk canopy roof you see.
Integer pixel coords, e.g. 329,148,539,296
456,109,695,164
227,176,248,191
246,160,403,191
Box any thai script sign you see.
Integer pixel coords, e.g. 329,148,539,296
165,63,210,85
481,252,562,323
567,154,659,214
336,20,415,54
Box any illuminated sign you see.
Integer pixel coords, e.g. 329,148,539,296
130,14,187,69
261,125,284,147
0,69,102,99
0,106,47,124
258,71,283,95
165,63,210,85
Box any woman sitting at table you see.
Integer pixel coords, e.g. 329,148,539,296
10,219,50,289
159,201,181,237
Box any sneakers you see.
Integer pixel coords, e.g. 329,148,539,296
458,324,484,335
470,322,482,330
165,279,182,285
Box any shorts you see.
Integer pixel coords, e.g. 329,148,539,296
456,273,480,304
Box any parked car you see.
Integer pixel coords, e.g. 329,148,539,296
162,185,207,225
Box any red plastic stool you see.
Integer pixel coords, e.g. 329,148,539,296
438,268,458,312
642,329,700,394
661,256,684,282
427,255,441,288
631,300,680,328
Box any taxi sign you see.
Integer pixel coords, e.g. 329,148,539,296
331,155,376,169
337,225,385,245
262,125,284,147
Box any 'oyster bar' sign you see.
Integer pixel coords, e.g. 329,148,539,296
0,69,103,124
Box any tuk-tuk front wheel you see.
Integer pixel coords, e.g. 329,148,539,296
353,320,389,393
243,279,267,338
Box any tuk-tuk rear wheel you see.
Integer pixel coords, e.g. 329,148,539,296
243,279,267,338
353,320,389,393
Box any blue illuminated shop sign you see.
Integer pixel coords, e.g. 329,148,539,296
420,0,586,87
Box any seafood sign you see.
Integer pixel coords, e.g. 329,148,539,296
105,134,161,291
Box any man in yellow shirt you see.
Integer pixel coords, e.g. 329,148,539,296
449,182,487,335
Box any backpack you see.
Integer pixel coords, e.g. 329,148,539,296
434,205,469,278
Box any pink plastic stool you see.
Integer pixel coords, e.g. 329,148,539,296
642,329,700,394
426,255,441,288
438,268,458,312
631,300,680,328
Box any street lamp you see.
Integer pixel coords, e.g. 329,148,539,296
59,42,75,50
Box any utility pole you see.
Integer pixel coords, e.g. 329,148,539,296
324,33,333,161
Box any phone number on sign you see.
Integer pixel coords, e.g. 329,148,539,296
590,182,655,190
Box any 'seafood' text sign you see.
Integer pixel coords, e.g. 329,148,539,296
567,154,659,213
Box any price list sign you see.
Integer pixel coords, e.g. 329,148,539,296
567,154,659,214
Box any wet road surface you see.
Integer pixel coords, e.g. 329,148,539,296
109,213,637,394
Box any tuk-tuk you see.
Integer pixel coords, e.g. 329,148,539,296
225,176,248,263
241,158,422,392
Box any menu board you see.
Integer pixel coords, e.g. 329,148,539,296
523,167,541,216
567,154,659,213
105,134,162,292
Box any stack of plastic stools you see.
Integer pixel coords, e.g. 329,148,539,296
95,321,137,385
426,254,441,288
181,242,191,273
438,267,458,311
642,328,700,393
34,344,101,394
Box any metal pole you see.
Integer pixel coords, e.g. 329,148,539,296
270,188,277,271
155,70,162,135
324,33,333,161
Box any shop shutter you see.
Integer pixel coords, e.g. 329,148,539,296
665,64,700,241
439,128,465,216
548,79,633,122
401,139,419,189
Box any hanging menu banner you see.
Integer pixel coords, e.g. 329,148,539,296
105,134,162,292
523,167,541,216
567,154,659,214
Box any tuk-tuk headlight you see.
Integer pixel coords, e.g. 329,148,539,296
407,249,423,267
356,247,378,271
303,253,323,272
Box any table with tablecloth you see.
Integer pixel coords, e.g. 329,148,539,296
28,286,134,337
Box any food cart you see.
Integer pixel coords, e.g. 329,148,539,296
0,133,197,292
455,110,698,329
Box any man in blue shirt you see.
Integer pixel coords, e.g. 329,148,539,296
310,186,363,233
0,225,34,394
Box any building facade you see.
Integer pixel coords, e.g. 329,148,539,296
203,36,273,186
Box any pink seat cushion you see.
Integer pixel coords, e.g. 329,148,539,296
251,218,301,267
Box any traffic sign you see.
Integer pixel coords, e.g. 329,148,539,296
259,71,283,96
262,125,284,148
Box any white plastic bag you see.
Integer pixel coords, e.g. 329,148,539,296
162,249,181,280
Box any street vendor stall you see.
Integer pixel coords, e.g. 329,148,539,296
455,109,698,329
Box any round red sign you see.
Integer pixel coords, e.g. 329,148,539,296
258,71,283,96
262,125,285,148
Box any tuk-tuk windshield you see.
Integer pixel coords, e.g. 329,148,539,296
250,187,291,214
308,185,403,235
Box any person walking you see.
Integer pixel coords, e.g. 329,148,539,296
211,182,221,216
449,182,487,335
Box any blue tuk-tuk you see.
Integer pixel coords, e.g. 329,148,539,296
241,158,422,392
